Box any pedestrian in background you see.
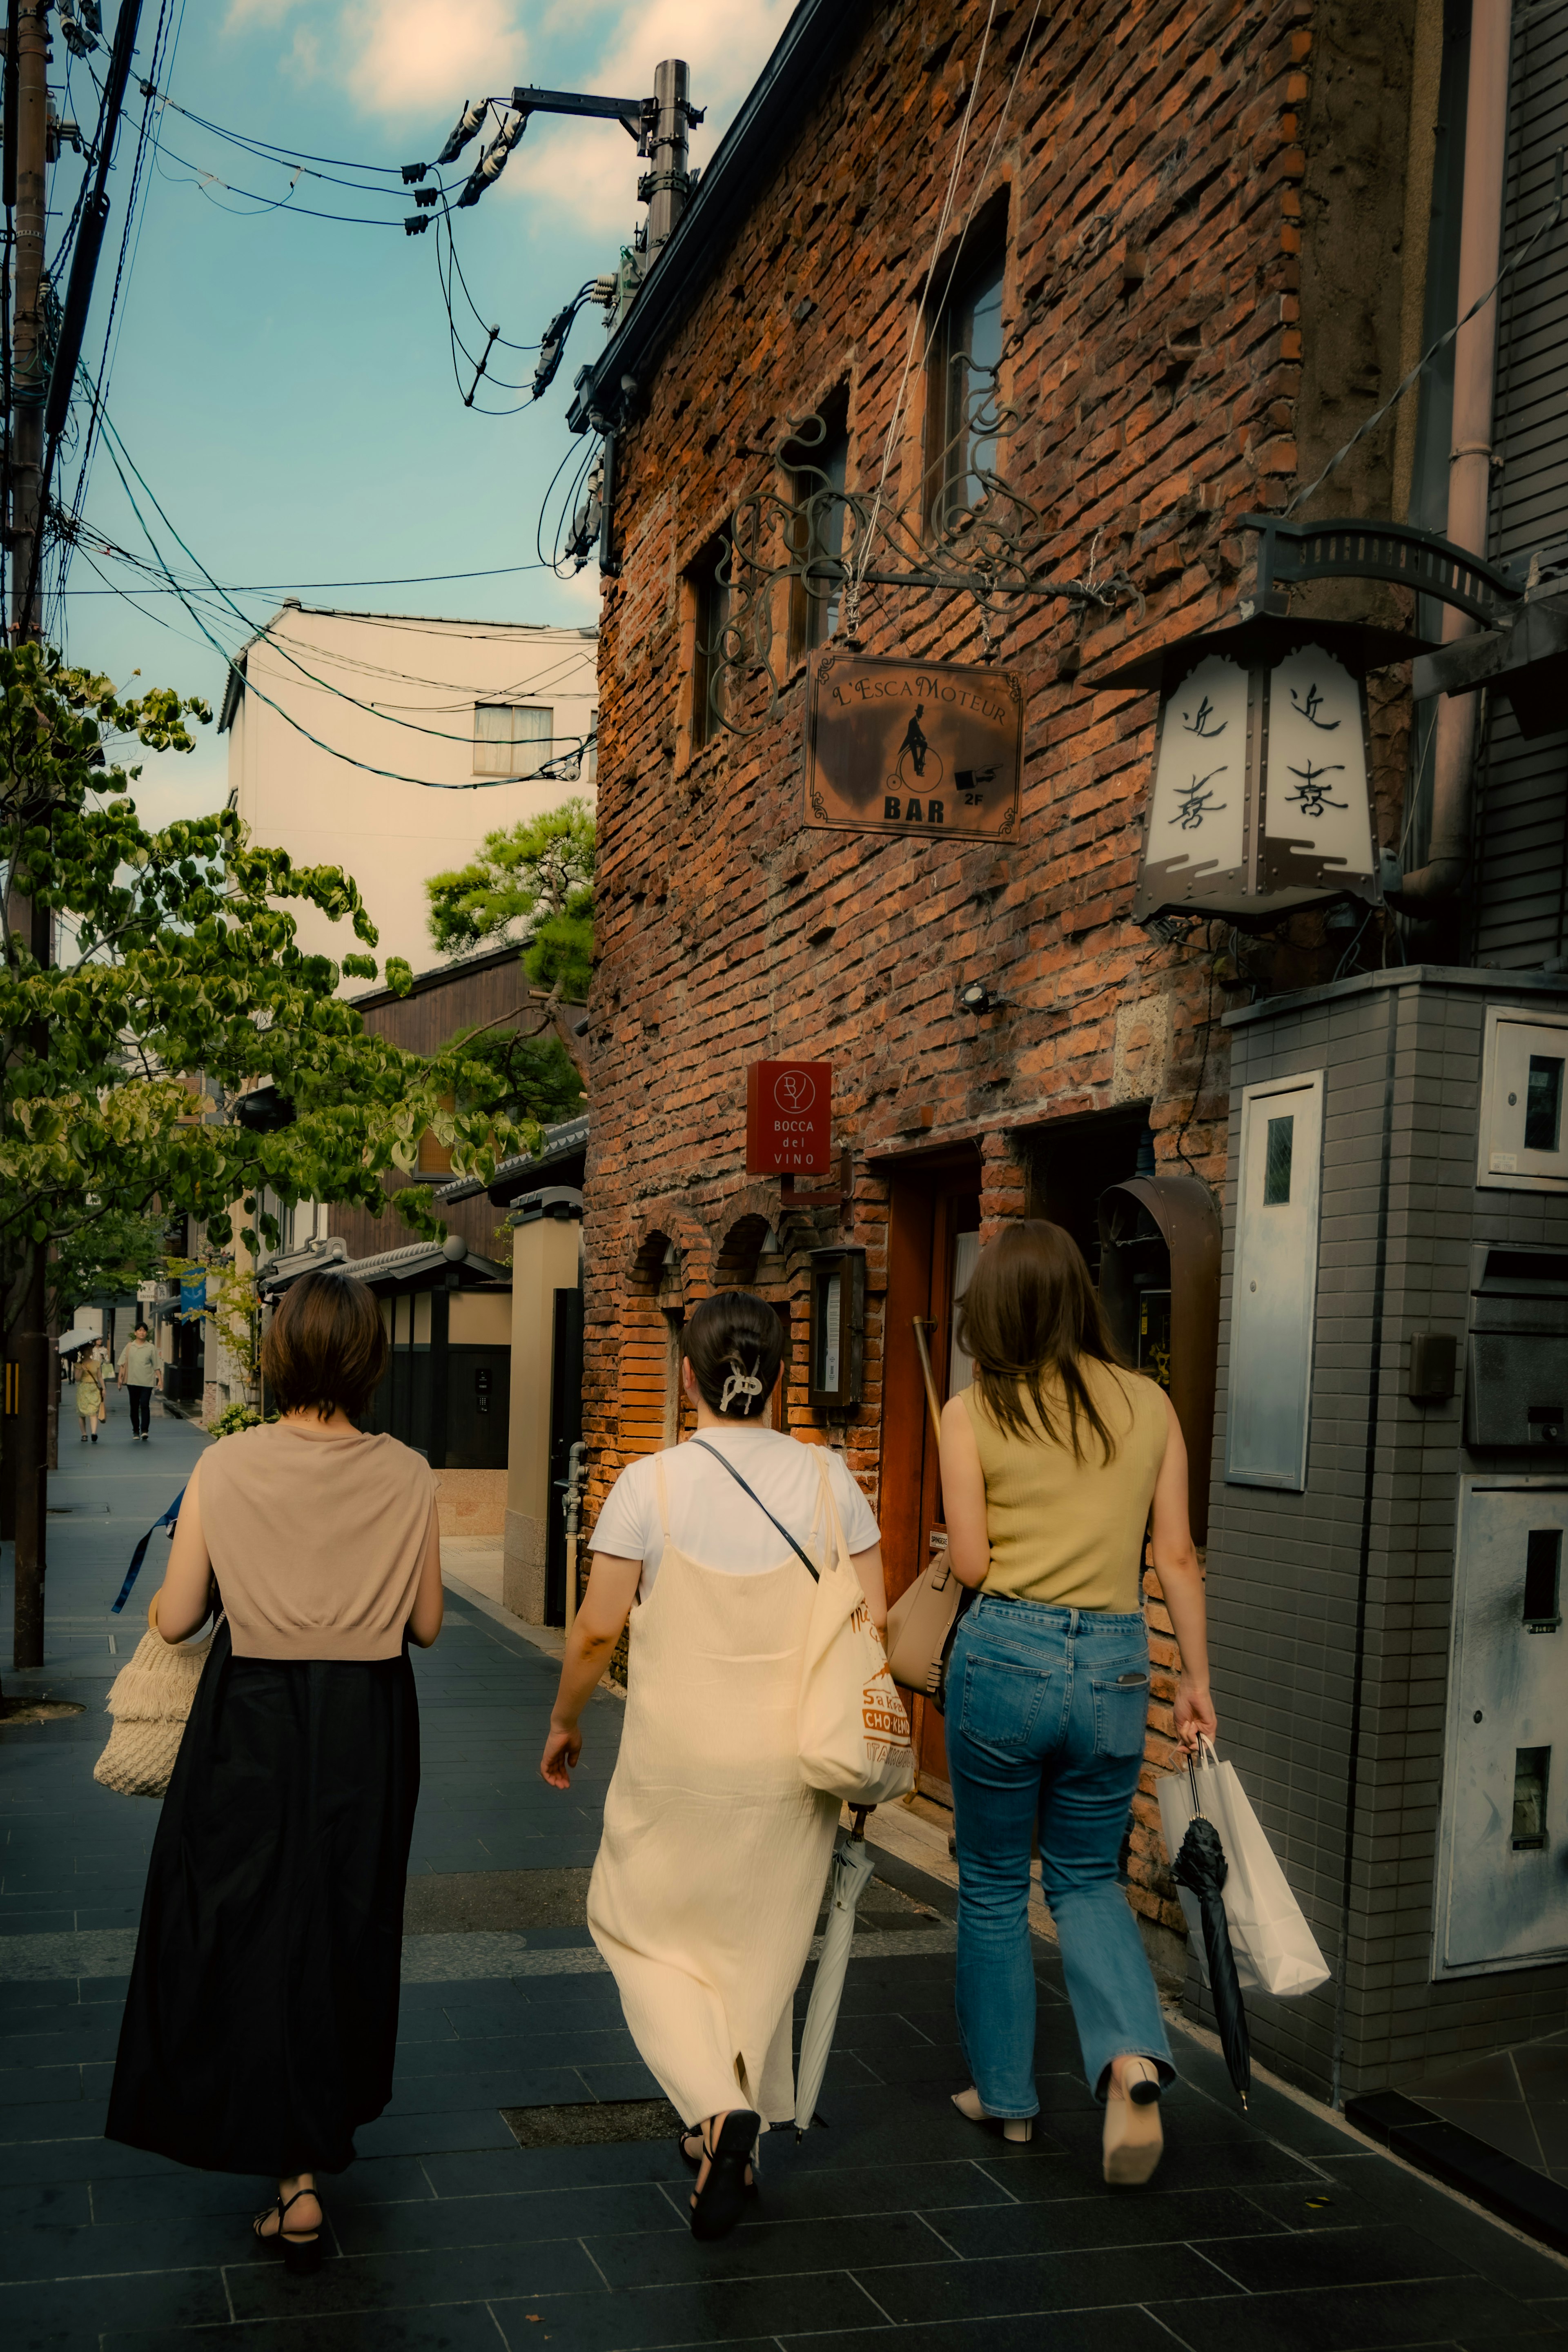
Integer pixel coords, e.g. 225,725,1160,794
74,1346,105,1443
105,1271,445,2270
117,1320,160,1441
539,1290,886,2242
937,1220,1216,2187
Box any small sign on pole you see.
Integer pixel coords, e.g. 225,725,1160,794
805,652,1024,842
746,1060,833,1176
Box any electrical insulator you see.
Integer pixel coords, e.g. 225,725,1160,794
403,215,431,237
590,276,617,307
435,99,488,168
414,187,439,208
401,162,428,185
456,111,525,209
57,4,96,58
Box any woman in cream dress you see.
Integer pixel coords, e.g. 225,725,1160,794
539,1289,886,2241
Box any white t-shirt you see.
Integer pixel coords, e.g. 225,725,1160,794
589,1428,881,1597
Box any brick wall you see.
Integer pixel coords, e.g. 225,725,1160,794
581,0,1423,1936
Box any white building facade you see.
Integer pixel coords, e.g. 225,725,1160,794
221,604,598,975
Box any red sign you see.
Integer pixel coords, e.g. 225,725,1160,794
746,1060,833,1175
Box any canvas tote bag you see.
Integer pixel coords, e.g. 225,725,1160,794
94,1628,211,1798
691,1441,915,1808
1158,1736,1330,1999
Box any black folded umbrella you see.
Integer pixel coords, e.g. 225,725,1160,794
1172,1811,1251,2109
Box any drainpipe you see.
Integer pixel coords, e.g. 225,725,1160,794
1398,0,1512,904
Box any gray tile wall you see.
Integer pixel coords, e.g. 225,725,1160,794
1199,965,1568,2103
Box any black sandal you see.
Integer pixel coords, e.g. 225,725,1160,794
252,2186,323,2275
677,2125,704,2171
689,2109,760,2242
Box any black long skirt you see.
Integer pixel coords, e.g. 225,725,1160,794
105,1619,420,2177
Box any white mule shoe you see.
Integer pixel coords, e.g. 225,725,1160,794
1102,2057,1163,2185
952,2084,1033,2143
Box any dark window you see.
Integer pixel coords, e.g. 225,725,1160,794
1526,1055,1564,1153
689,530,733,750
788,424,849,664
1263,1116,1294,1205
927,249,1005,534
1512,1746,1550,1849
1524,1529,1562,1626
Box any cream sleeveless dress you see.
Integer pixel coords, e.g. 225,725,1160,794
586,1450,843,2129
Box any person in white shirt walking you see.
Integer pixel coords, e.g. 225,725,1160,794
539,1289,886,2243
117,1323,161,1441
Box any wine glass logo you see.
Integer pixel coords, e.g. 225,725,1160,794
773,1069,817,1114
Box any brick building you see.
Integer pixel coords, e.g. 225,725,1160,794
565,0,1568,2114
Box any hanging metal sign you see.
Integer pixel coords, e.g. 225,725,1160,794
805,653,1025,842
1094,616,1399,927
746,1059,833,1176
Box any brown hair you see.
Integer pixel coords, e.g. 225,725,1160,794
681,1290,784,1420
261,1270,388,1421
956,1220,1129,1461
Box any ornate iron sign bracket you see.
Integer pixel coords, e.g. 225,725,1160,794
1239,513,1522,628
700,398,1139,740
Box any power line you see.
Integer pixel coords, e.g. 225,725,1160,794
147,134,412,227
90,407,596,791
52,0,184,648
141,85,451,194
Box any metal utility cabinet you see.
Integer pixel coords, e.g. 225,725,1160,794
1202,965,1568,2103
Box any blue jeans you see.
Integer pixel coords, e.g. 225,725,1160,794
947,1593,1174,2118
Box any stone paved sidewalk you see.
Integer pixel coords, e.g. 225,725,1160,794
3,1410,1568,2348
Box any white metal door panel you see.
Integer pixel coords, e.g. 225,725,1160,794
1437,1479,1568,1975
1225,1072,1324,1490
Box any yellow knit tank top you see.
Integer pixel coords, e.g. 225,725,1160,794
959,1360,1169,1614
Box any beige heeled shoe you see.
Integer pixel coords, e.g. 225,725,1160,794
1102,2057,1163,2185
951,2084,1033,2143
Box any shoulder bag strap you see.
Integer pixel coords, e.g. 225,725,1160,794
689,1439,820,1583
811,1446,853,1570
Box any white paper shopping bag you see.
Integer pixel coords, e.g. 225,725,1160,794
1158,1740,1330,2000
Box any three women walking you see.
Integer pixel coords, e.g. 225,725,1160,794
105,1272,445,2269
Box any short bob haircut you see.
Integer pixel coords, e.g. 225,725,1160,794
681,1290,785,1421
956,1219,1131,1462
261,1270,389,1421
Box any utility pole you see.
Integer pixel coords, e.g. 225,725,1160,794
7,0,50,1672
12,890,49,1671
9,0,47,639
644,58,690,260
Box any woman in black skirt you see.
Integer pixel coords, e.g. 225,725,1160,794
105,1271,445,2271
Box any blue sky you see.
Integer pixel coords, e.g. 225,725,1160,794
53,0,789,824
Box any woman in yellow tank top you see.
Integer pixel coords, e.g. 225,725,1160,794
938,1221,1216,2187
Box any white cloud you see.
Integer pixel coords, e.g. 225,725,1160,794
228,0,527,118
342,0,526,118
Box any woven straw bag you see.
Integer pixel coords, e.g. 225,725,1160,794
94,1628,212,1798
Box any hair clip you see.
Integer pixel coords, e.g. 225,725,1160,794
719,1352,765,1415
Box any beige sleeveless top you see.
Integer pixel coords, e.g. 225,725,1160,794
196,1421,439,1660
960,1361,1169,1614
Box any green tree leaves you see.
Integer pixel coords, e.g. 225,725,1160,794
424,798,594,999
0,644,539,1290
